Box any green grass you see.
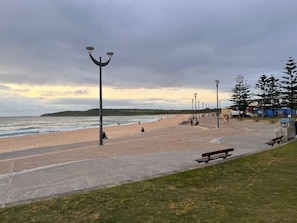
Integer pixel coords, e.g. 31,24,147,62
1,141,297,223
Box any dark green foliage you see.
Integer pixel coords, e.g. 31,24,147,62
41,109,193,117
230,74,253,111
255,74,280,117
280,57,297,113
268,75,281,110
40,108,222,117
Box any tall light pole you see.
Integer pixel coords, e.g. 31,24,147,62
192,98,194,119
194,93,197,121
86,46,114,145
215,80,220,128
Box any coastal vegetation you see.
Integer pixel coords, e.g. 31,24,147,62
0,141,296,222
41,108,215,117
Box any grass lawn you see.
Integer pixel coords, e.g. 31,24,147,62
0,141,297,222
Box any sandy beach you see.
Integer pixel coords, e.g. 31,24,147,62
0,114,190,153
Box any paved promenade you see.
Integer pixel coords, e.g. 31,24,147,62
0,117,283,208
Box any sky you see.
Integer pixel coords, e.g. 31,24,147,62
0,0,297,116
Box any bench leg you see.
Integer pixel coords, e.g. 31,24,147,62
223,153,228,159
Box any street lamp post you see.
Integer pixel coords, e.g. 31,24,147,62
192,98,194,119
86,46,114,145
194,93,197,121
215,80,220,128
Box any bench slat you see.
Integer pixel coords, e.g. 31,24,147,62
209,153,232,160
195,148,234,163
202,148,234,157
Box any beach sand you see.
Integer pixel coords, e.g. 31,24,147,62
0,114,190,153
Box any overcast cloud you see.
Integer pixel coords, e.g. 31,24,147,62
0,0,297,116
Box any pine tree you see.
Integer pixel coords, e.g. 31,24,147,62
267,75,281,112
280,57,297,116
255,74,280,117
255,74,269,118
230,75,252,112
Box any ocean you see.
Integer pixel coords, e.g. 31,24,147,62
0,115,166,138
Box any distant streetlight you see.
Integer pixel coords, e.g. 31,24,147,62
86,46,114,145
194,93,197,121
192,98,194,119
215,80,220,128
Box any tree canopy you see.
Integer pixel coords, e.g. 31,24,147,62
280,57,297,113
230,74,252,111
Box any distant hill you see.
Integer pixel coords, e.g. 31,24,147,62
40,109,193,117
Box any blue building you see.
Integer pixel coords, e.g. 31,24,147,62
257,107,296,117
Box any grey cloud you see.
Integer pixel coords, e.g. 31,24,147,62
2,0,296,87
0,0,297,115
0,95,55,116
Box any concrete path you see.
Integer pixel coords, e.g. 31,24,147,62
0,118,285,208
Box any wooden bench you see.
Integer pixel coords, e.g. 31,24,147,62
266,136,283,146
195,148,234,163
